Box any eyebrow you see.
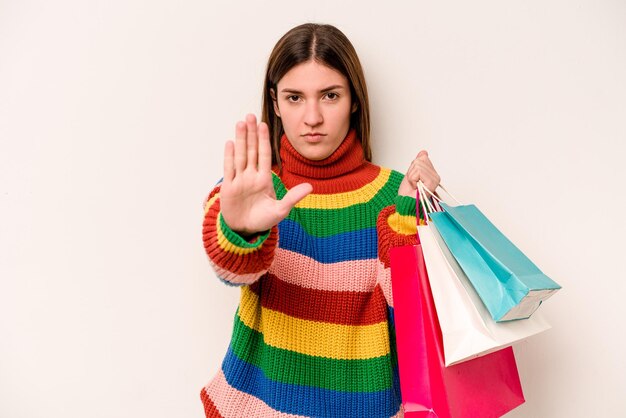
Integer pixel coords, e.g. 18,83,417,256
280,85,346,94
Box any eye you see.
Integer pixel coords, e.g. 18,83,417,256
325,92,339,100
286,95,301,102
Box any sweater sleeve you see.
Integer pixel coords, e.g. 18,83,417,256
376,194,427,308
201,181,278,286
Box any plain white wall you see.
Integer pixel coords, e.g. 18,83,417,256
1,0,625,417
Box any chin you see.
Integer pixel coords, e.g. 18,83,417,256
299,146,332,161
306,152,332,161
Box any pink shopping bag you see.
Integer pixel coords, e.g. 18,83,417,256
390,244,525,417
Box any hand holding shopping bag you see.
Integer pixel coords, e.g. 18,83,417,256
416,182,551,366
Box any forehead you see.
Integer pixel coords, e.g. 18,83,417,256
277,60,349,90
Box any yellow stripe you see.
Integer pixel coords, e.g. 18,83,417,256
387,212,417,235
216,214,259,255
238,286,390,360
295,169,392,209
204,193,219,214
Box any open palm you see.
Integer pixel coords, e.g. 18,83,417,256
219,114,313,236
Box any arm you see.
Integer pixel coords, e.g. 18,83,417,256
376,195,424,307
202,182,278,286
376,150,441,306
202,114,312,286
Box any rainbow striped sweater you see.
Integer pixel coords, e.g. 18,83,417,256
200,129,422,417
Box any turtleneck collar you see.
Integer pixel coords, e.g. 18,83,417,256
278,128,365,179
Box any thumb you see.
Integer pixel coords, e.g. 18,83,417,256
278,182,313,211
417,150,428,158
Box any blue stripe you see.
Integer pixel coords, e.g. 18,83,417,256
278,219,378,263
217,276,244,287
221,347,400,417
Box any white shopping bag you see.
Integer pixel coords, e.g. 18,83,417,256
417,182,551,366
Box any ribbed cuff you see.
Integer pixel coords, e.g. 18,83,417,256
218,213,271,249
394,195,417,217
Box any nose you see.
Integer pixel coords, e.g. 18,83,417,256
303,101,323,127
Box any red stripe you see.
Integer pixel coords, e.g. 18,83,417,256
200,387,224,418
202,197,277,274
203,184,221,208
249,274,388,326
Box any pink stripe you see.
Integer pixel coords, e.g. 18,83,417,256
212,264,266,285
377,260,394,308
203,370,307,418
270,248,378,292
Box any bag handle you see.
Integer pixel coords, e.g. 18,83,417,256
417,182,436,214
416,180,464,225
416,182,438,226
419,181,462,207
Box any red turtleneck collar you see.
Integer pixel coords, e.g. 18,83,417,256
278,128,365,179
275,128,381,194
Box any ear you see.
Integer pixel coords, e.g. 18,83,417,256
351,102,358,114
270,88,281,117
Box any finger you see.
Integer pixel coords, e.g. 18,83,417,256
410,165,440,191
416,161,440,185
224,140,235,183
408,160,427,179
246,114,258,169
258,122,272,173
415,150,435,168
420,155,436,171
234,121,247,173
278,183,313,214
410,160,436,179
406,165,431,189
407,170,421,189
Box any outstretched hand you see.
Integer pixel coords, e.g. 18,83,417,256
219,114,313,236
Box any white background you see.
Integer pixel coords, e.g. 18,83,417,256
1,0,625,417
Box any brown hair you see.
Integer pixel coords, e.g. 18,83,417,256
261,23,371,169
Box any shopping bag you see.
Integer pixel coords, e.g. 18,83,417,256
419,222,551,365
414,183,551,365
390,244,525,417
424,187,560,322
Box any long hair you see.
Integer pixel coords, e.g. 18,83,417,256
261,23,371,169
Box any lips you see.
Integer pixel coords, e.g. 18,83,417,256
303,133,326,143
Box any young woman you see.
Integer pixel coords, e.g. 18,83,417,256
200,23,441,418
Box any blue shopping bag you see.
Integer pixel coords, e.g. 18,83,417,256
429,202,561,322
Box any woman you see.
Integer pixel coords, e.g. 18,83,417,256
201,23,441,418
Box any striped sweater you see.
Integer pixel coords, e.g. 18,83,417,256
200,128,422,418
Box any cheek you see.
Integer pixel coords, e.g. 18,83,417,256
281,113,299,134
334,103,353,122
280,105,300,121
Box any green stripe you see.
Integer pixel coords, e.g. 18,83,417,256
230,312,394,393
219,213,271,249
272,172,287,198
272,171,405,237
395,195,417,217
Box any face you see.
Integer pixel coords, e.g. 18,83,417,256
271,60,357,161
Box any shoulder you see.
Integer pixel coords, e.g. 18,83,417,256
365,162,404,190
357,162,404,207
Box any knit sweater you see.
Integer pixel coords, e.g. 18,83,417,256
200,128,422,418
